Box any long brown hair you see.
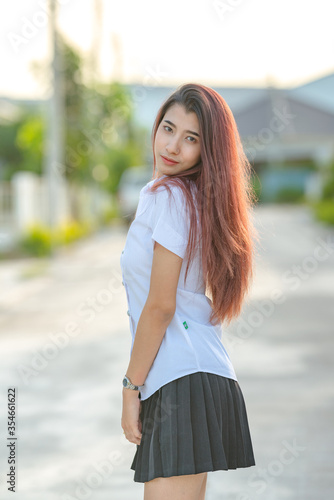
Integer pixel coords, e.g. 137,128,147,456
148,83,259,326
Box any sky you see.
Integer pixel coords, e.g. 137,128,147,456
0,0,333,99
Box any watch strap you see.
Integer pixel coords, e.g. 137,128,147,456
123,375,144,390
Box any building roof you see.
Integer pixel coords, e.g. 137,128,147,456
288,71,334,114
233,87,334,137
127,72,334,134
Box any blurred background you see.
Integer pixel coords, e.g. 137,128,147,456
0,1,333,499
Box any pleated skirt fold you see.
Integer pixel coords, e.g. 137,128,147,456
130,371,256,483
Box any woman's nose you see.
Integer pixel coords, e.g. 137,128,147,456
166,137,180,154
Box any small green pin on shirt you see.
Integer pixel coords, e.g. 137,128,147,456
183,321,188,330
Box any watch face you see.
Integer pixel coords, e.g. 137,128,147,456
122,378,128,387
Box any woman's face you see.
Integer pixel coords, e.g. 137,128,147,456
154,103,201,177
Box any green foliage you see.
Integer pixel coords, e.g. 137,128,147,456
274,187,305,203
312,200,334,225
0,117,28,180
101,141,145,194
322,160,334,200
62,40,85,125
98,204,120,225
53,220,92,245
310,159,334,225
0,35,146,198
250,174,262,203
0,110,45,180
15,115,44,175
18,220,93,257
19,224,53,257
96,81,134,127
57,41,144,188
323,179,334,199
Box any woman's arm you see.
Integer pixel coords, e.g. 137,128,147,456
125,240,183,385
125,303,174,387
121,241,183,445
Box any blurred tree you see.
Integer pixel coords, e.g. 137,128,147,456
0,119,24,180
0,35,145,191
101,141,145,194
15,114,44,176
58,37,145,189
322,158,334,200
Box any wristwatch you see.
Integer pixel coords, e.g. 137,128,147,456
122,375,144,391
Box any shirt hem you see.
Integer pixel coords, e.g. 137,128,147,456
139,368,238,401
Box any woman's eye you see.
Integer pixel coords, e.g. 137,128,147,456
162,126,196,143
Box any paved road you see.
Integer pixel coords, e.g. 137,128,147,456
0,206,333,500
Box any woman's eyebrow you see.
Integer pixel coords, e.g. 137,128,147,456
163,119,200,137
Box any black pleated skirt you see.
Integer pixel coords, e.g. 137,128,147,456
130,371,256,483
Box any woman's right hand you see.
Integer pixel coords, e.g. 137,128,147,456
121,389,142,445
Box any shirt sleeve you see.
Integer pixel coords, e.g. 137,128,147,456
150,184,190,259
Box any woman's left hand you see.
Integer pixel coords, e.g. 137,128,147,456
121,389,142,445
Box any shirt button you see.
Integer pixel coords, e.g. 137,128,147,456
127,310,131,316
121,250,124,254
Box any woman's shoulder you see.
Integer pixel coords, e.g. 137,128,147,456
140,176,198,220
141,176,184,202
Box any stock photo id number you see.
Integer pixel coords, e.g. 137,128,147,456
6,388,17,493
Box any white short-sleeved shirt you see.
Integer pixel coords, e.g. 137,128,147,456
120,174,237,401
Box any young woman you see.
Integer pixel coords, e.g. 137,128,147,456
120,83,258,500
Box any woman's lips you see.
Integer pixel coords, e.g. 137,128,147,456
160,155,179,166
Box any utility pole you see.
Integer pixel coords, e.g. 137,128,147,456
44,0,65,239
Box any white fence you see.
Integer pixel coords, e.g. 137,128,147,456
0,172,113,251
